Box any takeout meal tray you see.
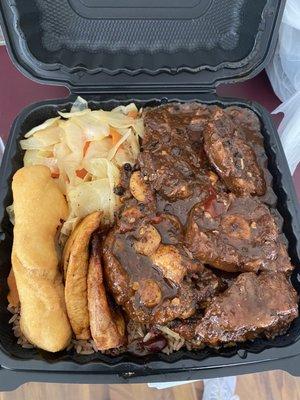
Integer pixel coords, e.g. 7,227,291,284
1,94,300,389
1,0,300,391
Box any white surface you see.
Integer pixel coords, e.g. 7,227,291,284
266,0,300,174
202,377,239,400
0,26,4,45
272,92,300,174
267,0,300,102
148,380,199,389
148,377,239,399
0,137,4,164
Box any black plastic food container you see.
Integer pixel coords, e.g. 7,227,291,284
0,0,300,391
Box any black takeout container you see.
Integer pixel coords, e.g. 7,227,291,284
1,0,300,391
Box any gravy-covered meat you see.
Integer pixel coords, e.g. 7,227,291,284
142,102,211,149
103,202,222,324
140,104,216,201
140,103,225,224
102,103,296,350
185,193,293,273
225,106,261,137
203,107,266,196
139,149,210,202
194,272,298,346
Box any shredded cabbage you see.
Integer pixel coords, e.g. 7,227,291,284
20,126,63,149
107,129,132,161
70,96,88,113
24,117,60,138
20,97,142,239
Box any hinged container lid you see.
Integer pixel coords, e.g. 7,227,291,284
0,0,285,92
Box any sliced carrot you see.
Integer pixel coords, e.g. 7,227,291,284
51,171,60,179
110,127,122,145
76,168,88,179
127,110,138,118
7,269,19,307
83,141,91,156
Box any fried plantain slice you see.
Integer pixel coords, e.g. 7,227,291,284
88,235,126,351
62,225,79,280
64,211,102,339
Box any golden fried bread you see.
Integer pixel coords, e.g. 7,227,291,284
12,165,72,352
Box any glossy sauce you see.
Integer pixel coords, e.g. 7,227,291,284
105,104,285,350
112,230,178,305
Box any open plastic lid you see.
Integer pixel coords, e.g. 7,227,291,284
0,0,285,92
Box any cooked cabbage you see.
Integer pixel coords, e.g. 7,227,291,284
20,97,142,241
24,117,60,138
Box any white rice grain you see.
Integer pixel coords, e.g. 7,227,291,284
80,349,95,355
157,325,181,340
143,332,153,343
75,345,82,354
8,313,19,324
21,343,34,349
